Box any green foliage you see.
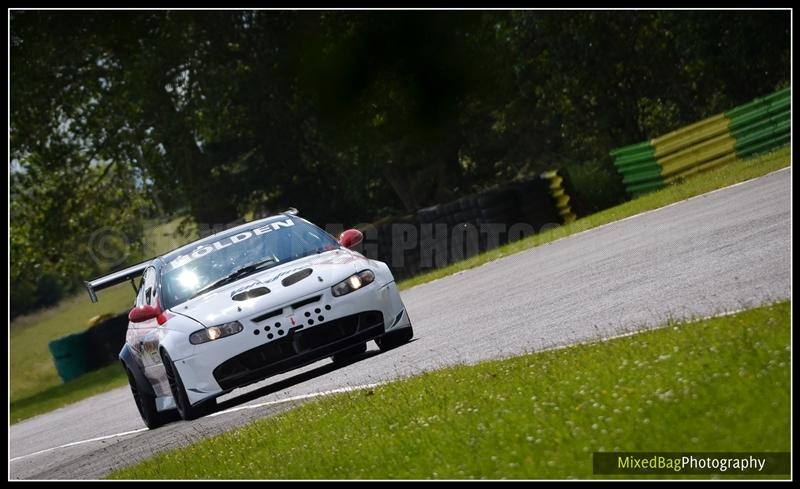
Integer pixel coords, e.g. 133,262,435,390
563,159,627,215
500,10,790,166
636,98,683,137
10,159,151,317
33,273,65,309
109,301,790,479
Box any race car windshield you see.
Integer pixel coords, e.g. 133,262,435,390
160,218,339,309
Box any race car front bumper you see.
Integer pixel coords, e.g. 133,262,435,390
213,309,385,390
172,279,411,405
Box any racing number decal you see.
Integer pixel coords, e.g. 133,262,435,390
141,334,160,357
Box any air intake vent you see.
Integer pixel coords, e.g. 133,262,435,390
253,308,283,322
231,286,270,301
281,268,313,287
291,295,321,310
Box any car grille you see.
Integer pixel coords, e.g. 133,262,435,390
213,310,384,390
250,294,322,323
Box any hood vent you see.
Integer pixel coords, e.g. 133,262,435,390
231,286,270,302
281,268,313,287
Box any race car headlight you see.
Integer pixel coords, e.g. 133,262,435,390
331,270,375,297
190,321,244,345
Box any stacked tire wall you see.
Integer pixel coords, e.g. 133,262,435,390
354,175,568,281
540,169,578,224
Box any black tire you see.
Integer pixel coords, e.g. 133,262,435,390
459,195,478,211
453,210,478,224
443,200,461,215
161,350,214,421
124,365,172,430
375,326,414,352
331,342,367,364
417,205,442,223
477,189,506,208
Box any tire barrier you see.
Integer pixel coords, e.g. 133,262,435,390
48,311,130,383
540,169,577,224
88,313,114,327
356,176,562,281
85,312,130,368
611,87,791,197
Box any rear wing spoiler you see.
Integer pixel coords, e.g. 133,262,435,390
85,260,151,303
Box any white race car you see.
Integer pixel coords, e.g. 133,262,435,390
86,210,414,429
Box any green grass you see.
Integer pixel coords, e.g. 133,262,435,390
10,364,128,424
142,216,198,259
10,146,789,424
108,301,790,479
398,146,790,290
9,217,196,421
10,283,136,403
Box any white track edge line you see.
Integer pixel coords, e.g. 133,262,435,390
9,382,385,463
9,428,149,463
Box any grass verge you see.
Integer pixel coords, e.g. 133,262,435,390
10,283,135,405
10,364,128,424
109,301,790,480
398,146,790,290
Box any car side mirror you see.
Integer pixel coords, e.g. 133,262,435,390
338,229,363,250
128,304,160,323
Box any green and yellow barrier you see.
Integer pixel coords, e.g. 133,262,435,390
611,87,790,197
541,169,577,224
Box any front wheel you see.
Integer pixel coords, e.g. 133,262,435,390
124,364,173,429
375,326,414,352
161,350,214,421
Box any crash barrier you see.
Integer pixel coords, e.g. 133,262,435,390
48,331,93,383
610,87,791,197
541,169,577,224
343,173,579,281
48,311,129,383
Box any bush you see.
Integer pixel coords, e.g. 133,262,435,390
563,159,627,215
35,273,65,309
10,276,38,319
10,272,70,319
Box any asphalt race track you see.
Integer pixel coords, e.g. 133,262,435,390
9,168,791,479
